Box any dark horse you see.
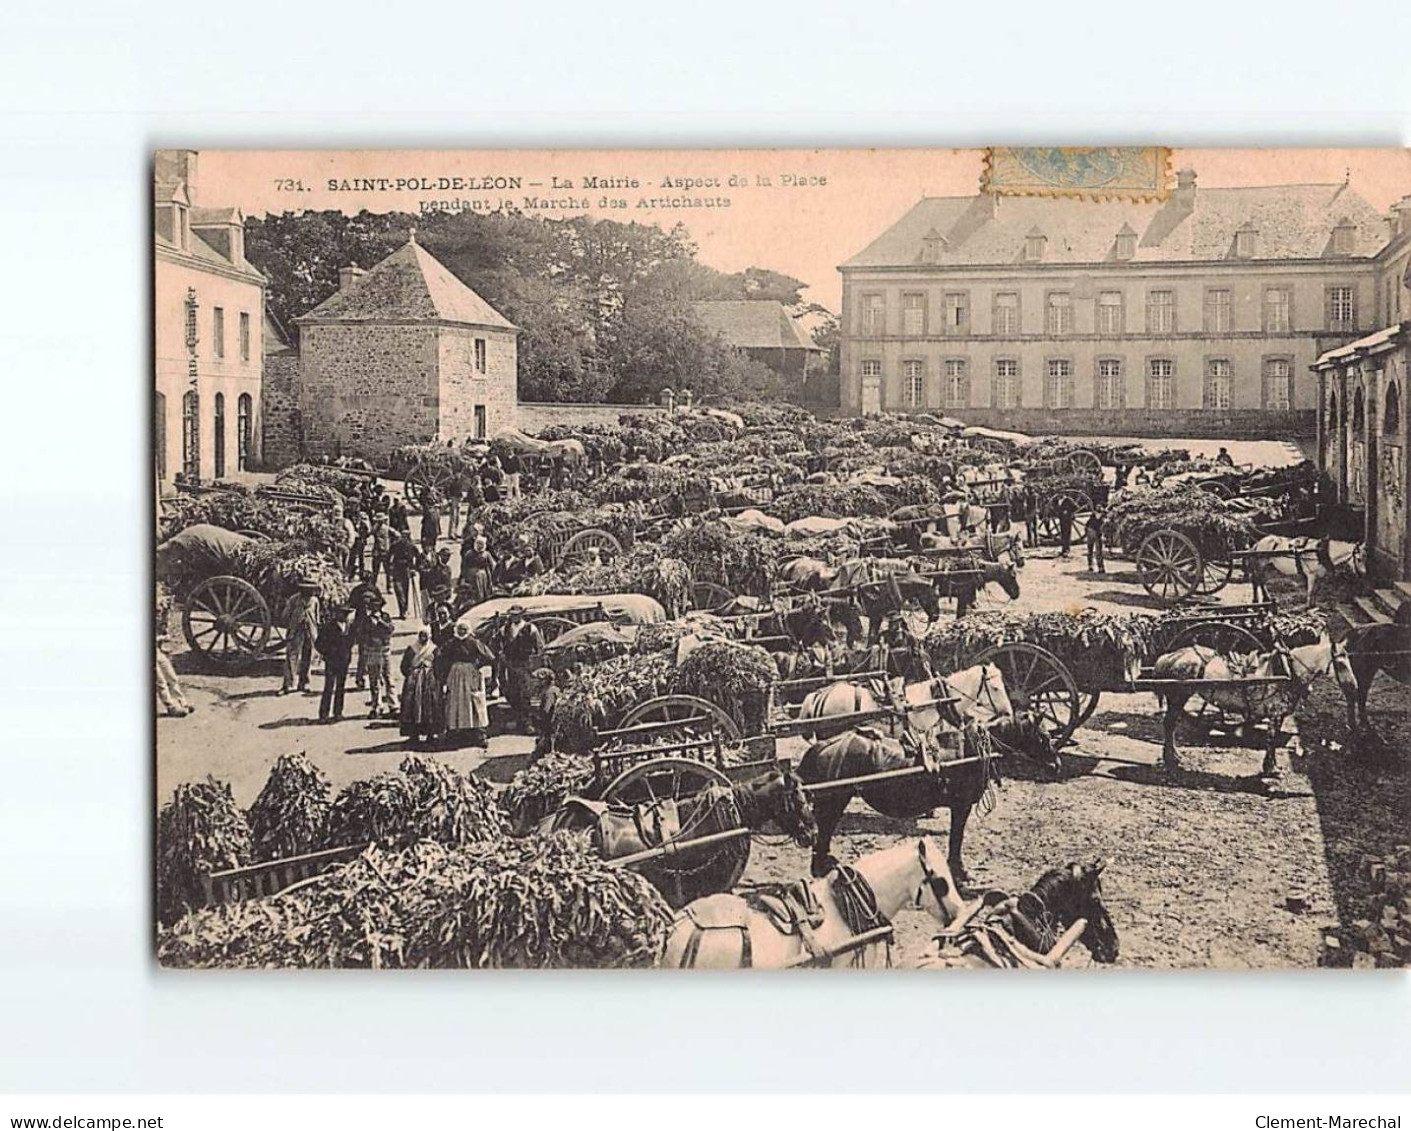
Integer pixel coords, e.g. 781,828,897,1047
540,766,818,908
836,557,1020,639
1342,617,1411,739
797,717,1056,885
922,860,1119,967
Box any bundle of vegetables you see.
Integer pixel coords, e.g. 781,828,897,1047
661,520,776,596
925,609,1158,691
324,756,504,850
1105,487,1262,557
874,475,947,509
586,464,712,505
770,482,891,523
950,446,1003,468
538,423,627,465
519,545,694,617
633,614,732,656
670,640,775,735
856,419,921,449
157,777,253,925
160,493,346,560
692,450,807,488
673,412,737,444
732,402,815,430
157,836,674,969
387,443,478,485
1270,607,1328,647
275,463,367,500
499,751,596,834
229,540,351,609
1139,448,1195,471
246,752,332,862
1027,473,1105,498
552,651,676,751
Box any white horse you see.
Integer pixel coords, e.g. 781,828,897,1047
660,836,966,969
797,662,1015,741
1246,536,1365,604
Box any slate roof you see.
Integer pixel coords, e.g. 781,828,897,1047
693,300,821,351
154,227,265,282
842,180,1392,269
298,238,517,330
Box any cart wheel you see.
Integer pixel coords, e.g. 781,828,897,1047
560,528,622,570
973,642,1082,750
1037,488,1093,545
1136,530,1203,604
1075,690,1102,727
1195,551,1235,596
1197,479,1236,500
406,460,454,495
617,694,743,743
691,581,734,612
182,575,271,664
1067,449,1103,477
1167,621,1265,659
601,757,747,908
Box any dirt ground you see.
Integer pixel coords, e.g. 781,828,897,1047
158,466,1409,969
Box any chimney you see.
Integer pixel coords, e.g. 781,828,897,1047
338,266,367,291
154,150,199,203
1174,167,1197,208
1394,195,1411,238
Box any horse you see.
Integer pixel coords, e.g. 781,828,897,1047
1246,535,1365,605
918,860,1119,968
1340,616,1411,736
796,665,1059,882
1149,637,1357,776
660,836,967,969
965,528,1026,570
539,766,817,909
777,555,838,592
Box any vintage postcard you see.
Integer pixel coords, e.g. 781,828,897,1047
154,147,1411,970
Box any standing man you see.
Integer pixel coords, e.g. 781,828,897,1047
360,597,396,718
1086,505,1107,574
369,510,392,589
386,530,421,619
1022,484,1040,548
1056,494,1077,558
501,448,522,499
499,610,544,733
388,495,411,537
314,605,356,722
446,476,463,541
280,579,322,694
347,508,370,579
419,488,441,555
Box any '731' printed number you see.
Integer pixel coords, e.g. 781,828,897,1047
273,179,308,191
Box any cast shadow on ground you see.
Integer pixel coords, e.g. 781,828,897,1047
1083,589,1171,611
1106,761,1312,800
343,738,412,756
471,750,536,783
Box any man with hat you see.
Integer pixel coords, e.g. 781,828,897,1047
358,592,397,718
386,528,421,619
314,604,357,722
422,546,454,602
499,608,544,733
369,509,393,590
279,577,322,694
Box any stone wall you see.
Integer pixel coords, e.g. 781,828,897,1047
297,323,440,462
518,401,668,432
260,350,301,469
438,327,518,441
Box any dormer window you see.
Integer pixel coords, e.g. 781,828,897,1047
920,228,945,264
1024,229,1047,262
1332,219,1356,256
1115,231,1136,261
1235,222,1258,259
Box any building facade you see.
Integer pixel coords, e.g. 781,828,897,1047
288,235,519,464
693,300,825,377
1313,199,1411,579
154,150,265,485
838,171,1391,437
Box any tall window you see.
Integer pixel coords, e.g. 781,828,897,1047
1146,359,1175,409
1146,290,1175,333
1095,358,1124,409
1097,291,1124,335
236,393,252,471
992,359,1020,409
943,358,969,409
474,405,488,439
1045,359,1073,409
238,312,251,362
1385,382,1401,435
861,293,885,336
992,292,1019,336
181,391,199,479
474,337,487,373
1263,358,1292,410
212,307,225,359
943,292,969,334
1024,233,1046,262
902,360,925,407
902,293,926,336
1045,292,1073,336
1326,285,1356,331
1204,289,1231,333
1264,287,1291,333
1204,359,1232,409
1115,231,1136,261
213,392,226,479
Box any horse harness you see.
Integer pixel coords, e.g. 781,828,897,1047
933,887,1062,970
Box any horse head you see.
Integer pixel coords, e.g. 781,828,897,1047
915,836,966,928
1032,859,1119,964
986,561,1022,601
991,711,1063,776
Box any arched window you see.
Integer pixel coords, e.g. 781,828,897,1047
237,393,253,471
213,392,226,479
1353,387,1365,436
181,391,199,479
1385,381,1401,436
1327,391,1338,433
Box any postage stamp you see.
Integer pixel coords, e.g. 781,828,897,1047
983,146,1172,201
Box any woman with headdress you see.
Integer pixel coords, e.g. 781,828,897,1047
438,621,494,748
458,533,496,607
399,627,443,745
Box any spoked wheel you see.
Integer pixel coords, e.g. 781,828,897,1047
690,581,734,612
616,694,743,744
600,758,747,908
1195,551,1235,596
1136,530,1203,604
405,460,455,497
182,575,272,665
1167,621,1266,660
559,527,623,570
1197,479,1236,500
1067,449,1103,477
1075,690,1102,727
973,642,1082,750
1037,489,1093,546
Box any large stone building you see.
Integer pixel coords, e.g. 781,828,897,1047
693,300,824,376
838,169,1394,437
154,150,266,484
287,234,519,463
1313,199,1411,580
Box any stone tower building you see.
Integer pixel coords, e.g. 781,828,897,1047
292,233,518,462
